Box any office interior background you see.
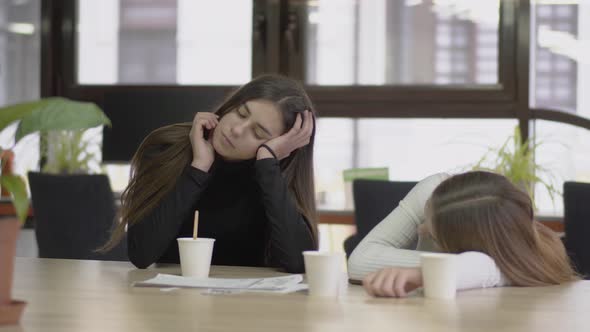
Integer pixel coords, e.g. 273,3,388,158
1,0,589,252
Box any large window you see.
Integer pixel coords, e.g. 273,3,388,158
40,0,590,220
0,0,40,183
534,121,590,215
315,118,517,209
531,1,590,215
305,0,500,85
77,0,252,85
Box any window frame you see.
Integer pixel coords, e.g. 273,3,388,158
41,0,590,147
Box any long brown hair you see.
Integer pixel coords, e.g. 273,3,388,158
428,171,578,286
100,75,318,251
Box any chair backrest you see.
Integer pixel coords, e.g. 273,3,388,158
28,172,127,261
563,181,590,278
352,179,417,238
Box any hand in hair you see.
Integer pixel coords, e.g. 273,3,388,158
363,267,423,298
189,112,219,172
256,110,314,160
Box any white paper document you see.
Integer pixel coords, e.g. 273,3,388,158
134,273,307,293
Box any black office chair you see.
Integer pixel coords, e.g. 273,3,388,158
28,172,127,261
563,181,590,279
343,179,417,257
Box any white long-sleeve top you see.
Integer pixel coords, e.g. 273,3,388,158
347,173,510,290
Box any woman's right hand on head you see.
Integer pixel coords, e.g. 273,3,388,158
189,112,219,172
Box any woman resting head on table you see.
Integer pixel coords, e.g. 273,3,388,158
358,171,578,297
100,74,318,273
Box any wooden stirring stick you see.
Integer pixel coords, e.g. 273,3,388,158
193,210,199,239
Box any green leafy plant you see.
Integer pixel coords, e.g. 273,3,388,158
0,97,111,222
41,129,102,174
472,126,560,208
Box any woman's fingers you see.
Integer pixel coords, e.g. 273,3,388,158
404,271,423,295
195,113,219,129
193,112,218,125
362,268,422,298
201,119,211,130
374,269,399,298
294,111,313,140
196,118,217,131
297,111,311,138
197,112,219,120
361,268,425,299
192,114,203,136
191,113,219,144
262,111,315,159
281,111,314,141
371,270,389,297
393,272,409,298
289,113,303,136
363,273,377,297
284,111,313,148
303,110,313,133
381,271,398,297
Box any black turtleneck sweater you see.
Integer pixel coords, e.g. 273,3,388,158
127,157,316,273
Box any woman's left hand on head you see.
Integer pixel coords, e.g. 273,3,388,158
362,267,423,298
257,110,314,160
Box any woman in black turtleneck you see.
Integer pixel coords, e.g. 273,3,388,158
101,75,317,273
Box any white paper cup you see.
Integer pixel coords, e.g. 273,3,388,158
177,238,215,278
303,251,345,297
420,253,458,300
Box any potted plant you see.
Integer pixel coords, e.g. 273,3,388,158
27,104,130,261
27,123,128,261
472,125,560,208
0,97,110,325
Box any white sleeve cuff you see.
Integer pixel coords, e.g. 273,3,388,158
456,251,510,290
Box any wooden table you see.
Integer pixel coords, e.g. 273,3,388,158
2,258,589,332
